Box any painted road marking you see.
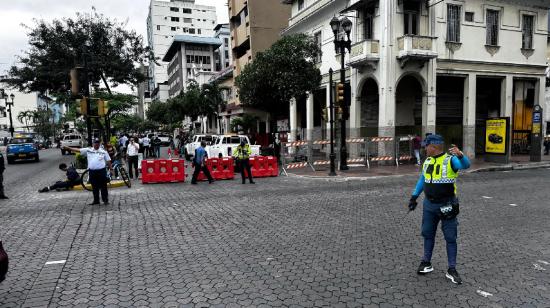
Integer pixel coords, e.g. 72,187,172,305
509,204,518,207
45,260,66,265
537,260,549,265
476,290,493,297
503,170,511,173
482,196,493,199
533,264,546,271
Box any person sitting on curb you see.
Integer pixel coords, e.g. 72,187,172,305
38,163,81,193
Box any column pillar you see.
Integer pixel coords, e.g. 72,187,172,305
422,59,437,136
306,92,314,141
501,75,514,159
378,0,395,139
536,76,546,156
289,98,297,142
463,73,476,158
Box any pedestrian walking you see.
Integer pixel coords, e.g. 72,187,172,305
233,140,255,184
0,150,7,199
191,141,214,184
127,137,140,180
38,163,81,192
408,134,470,284
142,135,151,158
119,134,128,156
152,135,162,158
64,139,112,205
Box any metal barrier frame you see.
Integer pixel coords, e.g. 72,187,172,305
280,141,315,176
365,137,397,168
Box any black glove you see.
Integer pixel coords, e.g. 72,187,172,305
408,196,418,211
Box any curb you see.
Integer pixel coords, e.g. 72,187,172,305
72,180,128,191
469,162,550,173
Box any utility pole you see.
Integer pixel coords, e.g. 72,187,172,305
328,68,336,176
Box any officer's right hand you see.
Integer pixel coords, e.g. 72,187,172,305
408,196,418,211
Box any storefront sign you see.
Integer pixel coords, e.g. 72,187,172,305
485,118,508,154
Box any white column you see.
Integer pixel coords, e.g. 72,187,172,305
501,75,514,159
306,92,314,141
463,73,476,158
378,0,395,139
289,98,297,142
422,59,437,136
349,69,361,137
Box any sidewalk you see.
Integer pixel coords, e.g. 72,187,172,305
285,155,550,179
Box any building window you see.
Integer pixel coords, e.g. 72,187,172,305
198,29,201,34
313,31,322,63
225,50,229,58
403,2,420,35
171,17,179,22
522,15,534,49
224,38,229,47
447,4,461,43
170,7,179,12
171,27,176,31
298,0,304,10
465,12,474,22
156,25,161,31
189,28,195,34
486,9,499,46
184,18,192,23
182,8,192,14
363,6,374,40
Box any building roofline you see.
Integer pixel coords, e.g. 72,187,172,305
163,35,223,62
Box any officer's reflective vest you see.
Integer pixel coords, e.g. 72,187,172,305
422,153,458,202
233,145,251,160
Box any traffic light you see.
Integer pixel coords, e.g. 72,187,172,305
336,83,345,105
77,98,88,115
98,99,108,116
321,107,328,121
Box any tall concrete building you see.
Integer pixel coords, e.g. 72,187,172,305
147,0,217,101
282,0,549,160
221,0,291,133
214,24,232,72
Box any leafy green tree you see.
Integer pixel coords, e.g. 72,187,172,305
5,8,153,97
32,108,55,138
235,34,321,116
17,110,34,132
231,114,259,134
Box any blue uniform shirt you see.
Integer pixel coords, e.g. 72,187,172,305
194,147,207,165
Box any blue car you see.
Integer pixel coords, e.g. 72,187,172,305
6,138,40,164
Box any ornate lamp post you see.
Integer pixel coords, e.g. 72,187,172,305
330,16,352,170
6,94,15,137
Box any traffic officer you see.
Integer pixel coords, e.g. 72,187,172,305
408,134,470,284
0,149,7,199
65,139,112,205
233,140,255,184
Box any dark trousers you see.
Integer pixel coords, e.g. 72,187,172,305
49,180,79,190
239,159,254,183
421,198,458,269
0,172,4,197
89,169,108,203
191,164,213,183
127,155,139,179
144,146,151,158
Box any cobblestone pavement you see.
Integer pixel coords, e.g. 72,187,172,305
0,149,549,307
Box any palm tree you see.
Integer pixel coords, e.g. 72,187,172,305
17,110,34,132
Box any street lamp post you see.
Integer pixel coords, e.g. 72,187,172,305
330,16,352,171
7,94,15,138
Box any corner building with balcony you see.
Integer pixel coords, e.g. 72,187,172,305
282,0,549,158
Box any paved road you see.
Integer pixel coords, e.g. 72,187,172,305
0,150,549,307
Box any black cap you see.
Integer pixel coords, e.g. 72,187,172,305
93,138,100,144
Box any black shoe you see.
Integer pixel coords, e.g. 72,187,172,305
250,181,255,184
0,196,8,199
446,268,462,284
417,261,433,275
209,180,214,184
191,182,197,185
242,182,246,184
38,187,49,193
103,201,109,205
88,202,100,205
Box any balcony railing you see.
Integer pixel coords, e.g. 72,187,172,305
348,39,380,68
396,35,438,61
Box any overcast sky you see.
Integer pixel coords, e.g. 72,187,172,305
0,0,228,77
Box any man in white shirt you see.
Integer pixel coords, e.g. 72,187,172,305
127,137,140,180
142,135,151,158
65,139,112,205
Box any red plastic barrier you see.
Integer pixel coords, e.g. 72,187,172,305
141,159,185,184
266,156,279,177
219,157,235,179
197,157,235,181
243,156,275,178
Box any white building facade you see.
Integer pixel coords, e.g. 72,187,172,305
283,0,549,158
214,24,232,72
147,0,217,101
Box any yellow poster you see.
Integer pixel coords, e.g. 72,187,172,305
485,118,507,154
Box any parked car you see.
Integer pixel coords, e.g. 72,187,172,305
184,135,218,160
60,134,84,155
157,134,172,146
6,138,39,164
206,135,261,159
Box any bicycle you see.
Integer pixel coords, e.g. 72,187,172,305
80,159,131,191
